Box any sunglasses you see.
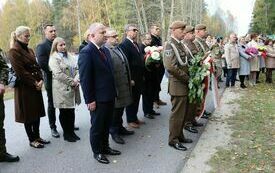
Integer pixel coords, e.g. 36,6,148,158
129,29,139,32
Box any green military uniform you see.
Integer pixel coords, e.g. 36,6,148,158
182,36,200,127
0,49,9,157
193,36,210,55
163,36,190,145
211,43,224,79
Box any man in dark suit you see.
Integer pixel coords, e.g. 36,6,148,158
150,24,167,107
78,23,120,164
36,24,60,138
119,24,145,128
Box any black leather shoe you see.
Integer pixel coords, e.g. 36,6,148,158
102,147,121,155
144,114,155,119
184,126,198,133
94,154,109,164
74,126,79,131
151,111,161,116
71,132,80,140
180,138,193,143
64,134,76,142
51,129,60,138
119,128,134,135
201,114,209,119
204,111,211,116
192,121,203,127
0,153,20,162
36,138,51,144
112,135,125,144
169,142,187,151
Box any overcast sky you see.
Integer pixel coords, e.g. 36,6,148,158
1,0,255,35
205,0,256,36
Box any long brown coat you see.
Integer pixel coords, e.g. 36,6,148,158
265,45,275,69
8,41,45,123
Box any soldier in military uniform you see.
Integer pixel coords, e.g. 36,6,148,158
181,26,204,134
0,49,20,162
163,21,193,151
193,24,212,119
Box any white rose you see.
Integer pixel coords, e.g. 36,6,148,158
151,52,160,60
144,46,151,53
151,46,158,52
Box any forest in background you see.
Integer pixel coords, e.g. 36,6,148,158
249,0,275,35
0,0,236,51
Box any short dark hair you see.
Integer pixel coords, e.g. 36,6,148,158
43,24,54,30
264,39,273,45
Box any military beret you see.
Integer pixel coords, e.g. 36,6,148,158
169,21,186,29
184,26,194,33
195,24,207,30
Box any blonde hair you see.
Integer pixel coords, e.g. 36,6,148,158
10,26,30,48
50,37,66,55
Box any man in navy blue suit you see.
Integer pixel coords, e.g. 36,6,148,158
78,23,121,164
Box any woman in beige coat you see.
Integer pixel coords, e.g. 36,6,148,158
247,34,260,86
265,39,275,83
49,37,81,142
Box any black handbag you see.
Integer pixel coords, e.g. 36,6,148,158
8,67,19,88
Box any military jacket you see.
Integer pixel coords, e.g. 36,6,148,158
163,37,189,96
193,36,210,55
182,39,199,59
0,51,8,85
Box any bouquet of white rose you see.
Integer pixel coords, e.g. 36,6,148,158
144,46,163,70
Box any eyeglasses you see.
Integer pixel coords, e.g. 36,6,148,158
109,35,118,38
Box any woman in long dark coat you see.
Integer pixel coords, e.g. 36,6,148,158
8,26,49,148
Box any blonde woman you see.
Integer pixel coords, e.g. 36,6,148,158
8,26,49,148
49,37,81,142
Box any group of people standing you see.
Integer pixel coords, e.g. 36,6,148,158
1,19,273,165
204,33,275,89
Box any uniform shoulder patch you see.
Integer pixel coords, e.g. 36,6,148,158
164,49,173,57
163,42,174,58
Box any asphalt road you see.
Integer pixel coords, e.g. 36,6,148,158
0,78,224,173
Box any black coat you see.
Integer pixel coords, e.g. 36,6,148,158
79,40,88,52
119,38,144,92
151,34,162,47
35,39,53,90
78,42,116,104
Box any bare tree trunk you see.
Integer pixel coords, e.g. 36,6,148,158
160,0,166,41
181,0,185,21
140,0,148,33
189,0,193,25
167,0,175,40
199,0,203,23
133,0,145,34
195,0,198,24
104,0,111,27
76,0,81,45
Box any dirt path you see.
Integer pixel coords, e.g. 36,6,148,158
181,88,241,173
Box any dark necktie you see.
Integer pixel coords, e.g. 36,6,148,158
133,42,140,53
99,48,106,61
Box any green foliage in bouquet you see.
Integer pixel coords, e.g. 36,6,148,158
188,54,210,103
